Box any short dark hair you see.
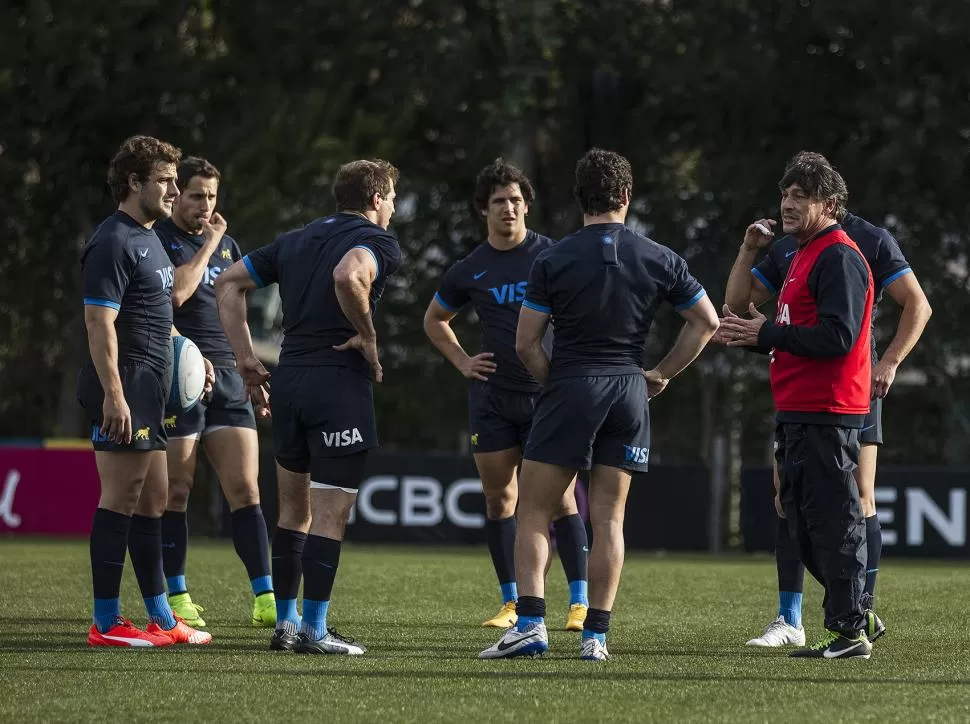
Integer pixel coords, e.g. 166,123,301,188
573,148,633,215
332,159,399,212
177,156,221,190
779,151,848,221
473,159,536,214
107,135,182,202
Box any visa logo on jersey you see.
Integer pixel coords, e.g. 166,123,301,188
202,266,223,286
624,445,649,465
156,266,175,290
489,282,527,305
322,428,364,448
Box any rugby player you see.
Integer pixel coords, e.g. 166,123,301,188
481,149,718,661
424,160,589,632
217,159,401,654
154,157,275,628
80,136,211,646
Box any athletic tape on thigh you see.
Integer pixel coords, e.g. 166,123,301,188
201,425,229,437
309,481,359,495
168,433,202,441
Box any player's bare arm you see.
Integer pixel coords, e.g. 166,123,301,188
514,306,551,386
723,219,777,315
172,212,227,307
215,260,271,411
645,294,720,398
84,304,131,444
423,298,497,381
873,271,933,398
332,246,383,382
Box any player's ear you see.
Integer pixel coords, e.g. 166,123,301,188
128,173,142,193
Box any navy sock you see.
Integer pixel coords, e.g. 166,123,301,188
485,516,517,603
300,535,341,641
862,514,881,609
775,515,804,628
128,514,177,628
231,505,273,596
515,595,545,629
90,508,131,632
161,510,188,594
272,528,306,627
583,607,611,644
553,514,589,605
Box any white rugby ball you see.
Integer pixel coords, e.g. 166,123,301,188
170,336,206,411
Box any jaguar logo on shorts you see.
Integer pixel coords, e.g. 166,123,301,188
134,427,151,441
623,445,649,465
164,415,177,429
221,248,232,260
470,433,479,447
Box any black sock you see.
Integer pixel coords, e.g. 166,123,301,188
485,516,517,602
128,514,176,628
161,510,188,594
583,607,611,634
90,508,131,630
515,595,546,619
300,535,341,640
272,527,307,602
862,514,882,609
553,514,589,605
128,515,167,600
231,505,273,595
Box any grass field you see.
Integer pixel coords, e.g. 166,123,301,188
1,540,968,723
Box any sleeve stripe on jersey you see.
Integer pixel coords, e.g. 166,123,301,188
83,297,121,311
242,256,266,288
674,289,707,312
353,245,381,279
880,267,912,288
433,292,459,313
750,268,777,295
522,299,552,314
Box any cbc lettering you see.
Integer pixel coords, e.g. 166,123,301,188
348,476,485,529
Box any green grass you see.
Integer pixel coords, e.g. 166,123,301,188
1,540,968,723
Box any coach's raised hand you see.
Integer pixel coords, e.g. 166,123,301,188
743,218,777,250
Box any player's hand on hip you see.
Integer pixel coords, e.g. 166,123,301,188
239,355,271,387
102,394,132,445
743,218,776,250
333,335,383,383
459,352,497,381
871,358,897,399
202,212,228,245
202,357,215,396
642,368,668,399
720,303,767,347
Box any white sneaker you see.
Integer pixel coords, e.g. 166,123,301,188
746,615,806,647
479,622,549,659
580,637,610,661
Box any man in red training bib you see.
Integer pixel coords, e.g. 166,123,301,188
720,152,874,660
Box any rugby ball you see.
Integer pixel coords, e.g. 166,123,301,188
170,336,206,411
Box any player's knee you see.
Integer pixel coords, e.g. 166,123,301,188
484,486,516,519
166,477,193,511
222,477,260,511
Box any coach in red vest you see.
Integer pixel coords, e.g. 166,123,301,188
720,152,875,660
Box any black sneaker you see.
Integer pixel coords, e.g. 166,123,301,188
269,628,300,651
790,630,872,659
865,610,886,643
294,628,366,655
